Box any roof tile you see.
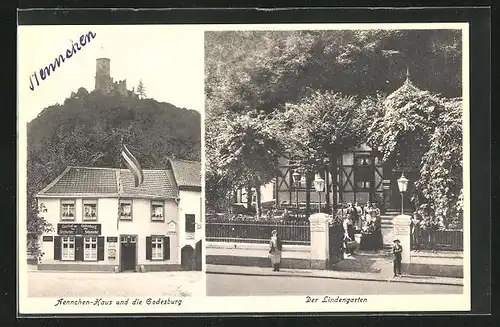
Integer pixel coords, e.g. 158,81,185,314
169,159,201,188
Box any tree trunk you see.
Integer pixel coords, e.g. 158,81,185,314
330,153,338,215
305,172,312,219
255,183,262,217
325,163,331,213
245,183,252,212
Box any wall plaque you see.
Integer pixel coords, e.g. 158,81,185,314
57,223,101,235
107,236,118,243
168,220,177,233
393,223,410,235
310,222,325,232
42,236,53,242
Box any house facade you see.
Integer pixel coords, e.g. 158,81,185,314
35,159,201,272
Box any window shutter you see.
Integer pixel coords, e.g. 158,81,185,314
163,237,170,260
145,236,152,260
97,236,105,261
54,236,61,260
75,236,84,261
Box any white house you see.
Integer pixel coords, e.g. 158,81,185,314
35,159,201,272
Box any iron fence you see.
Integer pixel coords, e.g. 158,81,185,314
412,229,463,251
206,219,311,245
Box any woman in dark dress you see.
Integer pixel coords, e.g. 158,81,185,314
269,230,283,271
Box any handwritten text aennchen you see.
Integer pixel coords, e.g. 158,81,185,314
29,31,96,91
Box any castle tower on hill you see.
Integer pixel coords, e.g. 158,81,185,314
95,57,113,93
95,46,135,97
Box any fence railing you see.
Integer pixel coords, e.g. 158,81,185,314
206,219,311,245
412,229,463,251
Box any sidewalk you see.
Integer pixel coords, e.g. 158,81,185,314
206,264,463,287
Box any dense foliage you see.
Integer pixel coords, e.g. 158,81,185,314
205,29,464,229
27,87,201,256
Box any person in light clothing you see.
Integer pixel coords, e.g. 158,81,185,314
269,230,283,271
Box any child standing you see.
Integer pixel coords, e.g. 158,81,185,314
392,239,403,277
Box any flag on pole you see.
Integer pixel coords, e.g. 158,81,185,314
121,144,144,187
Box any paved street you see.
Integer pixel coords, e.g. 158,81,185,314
28,271,204,297
206,273,463,296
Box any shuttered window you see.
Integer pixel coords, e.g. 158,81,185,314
61,236,75,260
84,237,97,260
151,237,163,260
146,236,170,261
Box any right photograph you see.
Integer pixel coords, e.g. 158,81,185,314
204,27,465,297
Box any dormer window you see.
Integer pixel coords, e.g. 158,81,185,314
151,200,164,222
119,199,132,220
61,199,75,221
83,199,98,221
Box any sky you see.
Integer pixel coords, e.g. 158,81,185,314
18,25,205,124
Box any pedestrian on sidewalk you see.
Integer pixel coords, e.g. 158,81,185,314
343,213,356,257
411,216,421,252
392,239,403,277
269,230,283,271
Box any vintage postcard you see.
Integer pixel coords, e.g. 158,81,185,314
18,24,205,314
18,19,471,315
203,22,470,312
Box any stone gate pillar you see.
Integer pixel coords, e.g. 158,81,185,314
308,213,332,269
392,214,412,270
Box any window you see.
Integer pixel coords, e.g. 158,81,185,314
151,236,163,260
84,236,97,261
151,200,164,222
61,236,75,260
83,199,98,221
61,199,75,221
119,199,132,220
185,214,196,233
354,154,374,190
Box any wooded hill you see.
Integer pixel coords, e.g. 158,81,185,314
27,87,201,231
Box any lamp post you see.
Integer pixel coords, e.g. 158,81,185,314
314,174,325,213
292,170,301,208
397,173,409,215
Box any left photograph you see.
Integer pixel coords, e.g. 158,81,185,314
18,25,204,300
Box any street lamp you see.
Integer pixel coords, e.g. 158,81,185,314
292,170,301,208
314,173,325,213
397,173,409,215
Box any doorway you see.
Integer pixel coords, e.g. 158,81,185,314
181,245,195,271
120,235,137,272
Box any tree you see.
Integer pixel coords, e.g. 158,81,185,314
136,79,146,99
415,98,463,229
209,111,284,216
279,91,368,215
367,79,446,170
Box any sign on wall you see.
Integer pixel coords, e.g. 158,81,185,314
57,223,101,235
168,220,177,234
107,236,118,243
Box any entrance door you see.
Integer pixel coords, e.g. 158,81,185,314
120,235,137,272
181,245,194,271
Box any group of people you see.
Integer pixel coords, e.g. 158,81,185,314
341,201,382,255
266,201,415,277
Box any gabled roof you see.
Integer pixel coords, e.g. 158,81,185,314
168,159,201,189
119,169,177,198
37,166,178,199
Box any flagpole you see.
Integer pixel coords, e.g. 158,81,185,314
117,135,124,231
